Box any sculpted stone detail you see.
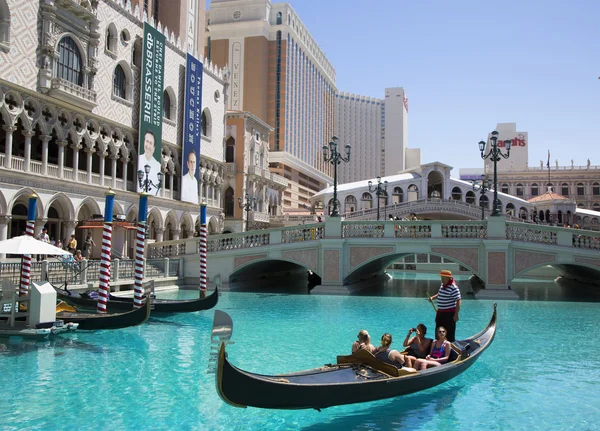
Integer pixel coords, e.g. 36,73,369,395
514,250,555,275
282,248,318,272
349,246,394,270
234,254,268,269
487,252,506,285
431,247,479,271
323,250,340,282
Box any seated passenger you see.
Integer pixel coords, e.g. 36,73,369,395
414,326,452,370
373,333,407,367
403,323,433,368
352,329,375,353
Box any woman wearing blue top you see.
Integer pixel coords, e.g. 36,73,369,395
413,327,452,371
373,333,407,367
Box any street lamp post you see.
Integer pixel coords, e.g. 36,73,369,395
368,176,388,221
471,174,492,220
238,192,257,232
137,164,163,194
479,131,511,216
323,136,351,217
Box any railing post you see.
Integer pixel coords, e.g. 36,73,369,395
556,229,572,247
113,258,120,281
384,222,395,238
430,222,442,238
41,260,48,282
164,257,170,277
81,259,88,284
324,216,343,238
486,215,507,239
270,229,282,245
179,257,184,279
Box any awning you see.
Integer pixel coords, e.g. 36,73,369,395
78,221,138,230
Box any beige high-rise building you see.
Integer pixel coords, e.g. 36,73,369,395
206,0,336,211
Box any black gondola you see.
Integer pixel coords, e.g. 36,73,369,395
209,305,497,410
56,294,151,330
54,285,219,313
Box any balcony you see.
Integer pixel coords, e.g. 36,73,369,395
250,211,270,223
49,78,97,110
270,172,288,188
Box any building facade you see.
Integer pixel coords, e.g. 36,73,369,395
0,0,227,258
206,0,335,212
334,92,383,183
223,110,287,232
382,87,409,176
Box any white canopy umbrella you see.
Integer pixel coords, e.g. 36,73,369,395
0,235,71,256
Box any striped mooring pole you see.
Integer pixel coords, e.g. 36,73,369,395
97,189,115,313
133,193,149,308
19,194,38,297
199,202,207,297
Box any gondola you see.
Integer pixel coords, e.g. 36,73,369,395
56,294,151,330
54,285,219,314
209,304,497,410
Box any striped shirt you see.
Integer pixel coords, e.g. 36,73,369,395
437,282,461,311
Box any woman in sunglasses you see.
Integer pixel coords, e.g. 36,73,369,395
413,326,451,371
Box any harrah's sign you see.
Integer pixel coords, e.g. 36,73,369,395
497,133,526,148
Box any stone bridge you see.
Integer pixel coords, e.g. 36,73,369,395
147,217,600,294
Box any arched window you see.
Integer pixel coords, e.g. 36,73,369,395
276,11,282,25
201,109,211,137
505,203,515,216
516,183,523,197
132,37,142,68
224,187,234,217
593,203,600,212
162,89,171,119
113,65,126,99
451,187,462,201
465,191,476,205
105,23,117,53
593,182,600,196
361,192,373,210
393,186,404,204
480,195,489,209
501,184,509,194
531,183,539,196
225,137,235,163
561,183,569,196
577,182,585,196
56,36,83,86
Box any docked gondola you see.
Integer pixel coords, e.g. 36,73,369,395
56,294,151,330
54,284,219,313
209,305,497,410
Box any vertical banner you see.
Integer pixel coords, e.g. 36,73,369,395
181,53,203,204
137,22,166,196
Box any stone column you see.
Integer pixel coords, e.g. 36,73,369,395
0,215,10,260
72,142,82,181
99,151,106,186
155,227,165,242
57,140,67,178
171,229,180,241
169,171,174,199
85,147,94,184
41,135,51,176
3,125,16,169
35,218,48,237
23,130,34,172
121,157,128,191
111,154,118,189
64,220,77,242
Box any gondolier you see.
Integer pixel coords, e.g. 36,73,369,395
429,269,461,342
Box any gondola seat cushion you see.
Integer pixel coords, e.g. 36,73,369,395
336,349,418,377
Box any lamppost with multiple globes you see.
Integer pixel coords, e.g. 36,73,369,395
471,174,492,220
137,164,163,195
368,176,388,221
323,136,351,217
238,192,256,232
479,130,511,216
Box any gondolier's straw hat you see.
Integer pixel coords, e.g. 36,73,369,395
439,270,452,277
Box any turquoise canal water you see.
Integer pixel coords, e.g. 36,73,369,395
1,284,599,430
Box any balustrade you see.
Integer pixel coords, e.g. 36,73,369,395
394,222,432,239
442,222,487,239
30,160,42,174
282,225,324,243
342,222,385,238
505,223,557,245
11,156,24,171
47,164,59,177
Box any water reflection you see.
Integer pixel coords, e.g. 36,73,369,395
0,336,106,357
226,270,600,302
301,386,462,431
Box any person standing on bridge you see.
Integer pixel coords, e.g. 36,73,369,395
428,269,461,342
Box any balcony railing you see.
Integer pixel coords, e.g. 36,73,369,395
49,78,97,110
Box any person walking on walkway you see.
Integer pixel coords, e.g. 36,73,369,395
83,232,96,258
429,269,462,342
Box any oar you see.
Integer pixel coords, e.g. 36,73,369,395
427,291,437,312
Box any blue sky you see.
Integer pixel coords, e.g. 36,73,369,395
206,0,600,171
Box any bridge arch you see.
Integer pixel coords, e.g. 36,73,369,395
229,257,316,284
